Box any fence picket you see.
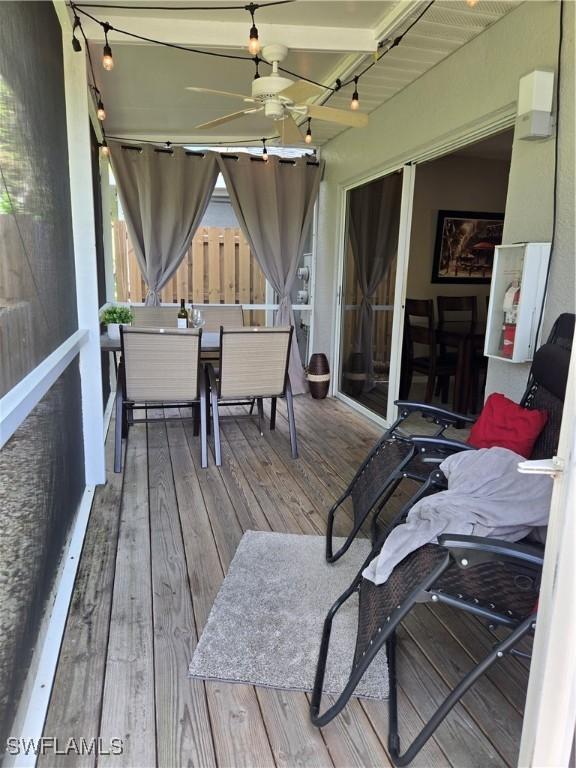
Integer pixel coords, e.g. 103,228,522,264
223,229,235,304
208,228,221,304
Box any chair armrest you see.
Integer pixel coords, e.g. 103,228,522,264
410,436,475,453
394,400,476,426
438,533,545,567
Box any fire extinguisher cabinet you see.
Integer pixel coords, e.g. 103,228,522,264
485,242,551,363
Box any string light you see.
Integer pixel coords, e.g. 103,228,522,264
253,56,261,80
350,77,360,111
97,98,106,121
305,118,312,144
102,22,114,70
466,0,479,6
100,140,110,158
72,16,82,51
247,3,260,55
261,138,268,161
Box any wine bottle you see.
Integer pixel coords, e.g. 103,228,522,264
177,298,189,329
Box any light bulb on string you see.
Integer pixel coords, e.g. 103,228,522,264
350,77,360,111
261,138,268,161
100,140,110,158
253,56,261,80
305,118,312,145
102,23,114,70
97,99,106,121
247,4,260,55
466,0,479,6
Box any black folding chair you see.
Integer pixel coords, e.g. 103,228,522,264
326,313,575,563
312,314,574,765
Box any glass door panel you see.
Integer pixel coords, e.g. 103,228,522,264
339,171,404,420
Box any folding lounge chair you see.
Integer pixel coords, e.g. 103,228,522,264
326,313,575,564
205,326,298,466
114,326,208,472
311,313,574,764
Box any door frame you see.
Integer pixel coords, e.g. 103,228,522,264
331,114,517,427
332,163,415,426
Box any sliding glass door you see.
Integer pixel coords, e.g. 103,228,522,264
337,165,415,424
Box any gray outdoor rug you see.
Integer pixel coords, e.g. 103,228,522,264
189,530,389,700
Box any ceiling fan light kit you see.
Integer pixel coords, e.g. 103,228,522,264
189,43,368,144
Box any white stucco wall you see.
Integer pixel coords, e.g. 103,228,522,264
313,0,572,405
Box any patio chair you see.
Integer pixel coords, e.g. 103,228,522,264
310,315,574,765
326,312,575,565
205,326,297,466
131,305,181,327
114,326,207,472
192,304,244,331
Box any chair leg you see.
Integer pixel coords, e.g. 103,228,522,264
114,389,124,473
199,379,208,470
249,399,256,415
211,394,222,467
192,404,200,436
424,371,435,403
285,378,298,459
270,397,277,431
257,398,264,436
387,614,536,766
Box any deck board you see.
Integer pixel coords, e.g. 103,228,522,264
44,395,527,768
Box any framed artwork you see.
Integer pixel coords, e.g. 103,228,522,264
431,210,504,284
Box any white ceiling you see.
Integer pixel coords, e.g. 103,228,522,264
79,0,522,147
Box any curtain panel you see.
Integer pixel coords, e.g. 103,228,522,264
217,153,323,394
110,145,219,305
349,172,403,391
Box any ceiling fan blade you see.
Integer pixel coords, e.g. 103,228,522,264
279,80,325,103
280,114,304,144
194,109,260,130
186,86,254,103
307,104,368,128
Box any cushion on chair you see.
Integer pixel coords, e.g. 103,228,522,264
467,393,548,458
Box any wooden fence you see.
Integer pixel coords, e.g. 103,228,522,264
113,221,266,325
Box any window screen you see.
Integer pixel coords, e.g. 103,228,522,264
0,2,85,743
0,1,78,397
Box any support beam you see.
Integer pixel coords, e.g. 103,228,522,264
54,0,106,486
78,16,378,53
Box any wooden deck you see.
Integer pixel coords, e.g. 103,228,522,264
42,396,529,768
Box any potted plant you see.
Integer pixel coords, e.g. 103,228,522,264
100,306,133,341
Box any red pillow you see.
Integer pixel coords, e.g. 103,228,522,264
467,393,548,458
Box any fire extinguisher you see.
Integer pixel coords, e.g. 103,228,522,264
501,281,520,358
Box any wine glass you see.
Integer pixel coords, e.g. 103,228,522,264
191,308,203,328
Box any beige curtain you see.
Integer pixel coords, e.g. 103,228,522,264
217,153,323,394
349,172,403,391
110,144,219,305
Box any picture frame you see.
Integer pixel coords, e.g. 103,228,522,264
431,210,504,284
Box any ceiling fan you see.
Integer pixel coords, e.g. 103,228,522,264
186,44,368,144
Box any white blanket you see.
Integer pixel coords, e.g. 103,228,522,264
363,447,553,585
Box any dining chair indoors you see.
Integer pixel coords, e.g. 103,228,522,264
402,298,459,406
436,295,478,406
114,326,207,472
205,326,298,466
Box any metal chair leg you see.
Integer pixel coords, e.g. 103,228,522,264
199,372,208,469
257,398,264,436
285,376,298,459
387,614,536,766
270,397,277,430
114,389,124,473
